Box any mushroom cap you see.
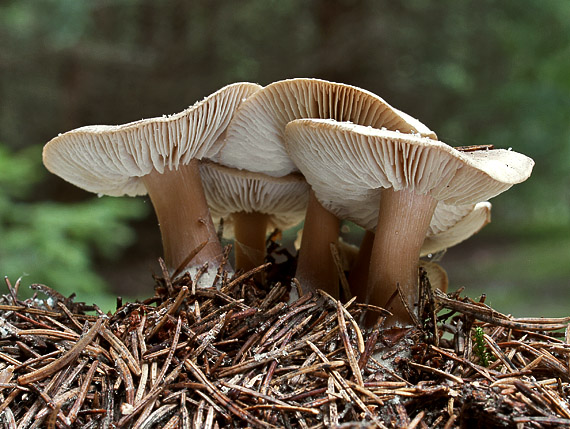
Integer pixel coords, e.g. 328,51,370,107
214,78,437,177
199,161,309,237
284,119,534,206
419,261,449,293
43,82,262,197
420,201,491,256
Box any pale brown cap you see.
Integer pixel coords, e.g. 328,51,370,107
421,201,491,256
285,119,534,205
215,78,436,176
43,82,261,196
284,119,534,251
199,161,309,236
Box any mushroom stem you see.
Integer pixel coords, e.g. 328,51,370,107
143,159,224,273
295,190,340,298
232,211,269,273
348,229,375,301
366,188,438,327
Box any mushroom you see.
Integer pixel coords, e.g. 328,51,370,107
199,160,308,274
214,78,436,176
334,197,491,298
213,78,437,297
351,201,492,296
293,194,492,300
284,120,492,300
43,82,261,281
285,119,534,326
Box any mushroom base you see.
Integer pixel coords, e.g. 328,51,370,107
366,188,438,327
143,159,225,275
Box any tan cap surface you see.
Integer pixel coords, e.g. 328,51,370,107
43,82,261,196
215,78,436,176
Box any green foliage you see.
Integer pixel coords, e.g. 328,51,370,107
472,327,493,367
0,145,148,302
0,145,42,196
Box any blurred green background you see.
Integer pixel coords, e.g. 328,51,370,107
1,0,569,315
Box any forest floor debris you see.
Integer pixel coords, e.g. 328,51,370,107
1,255,570,428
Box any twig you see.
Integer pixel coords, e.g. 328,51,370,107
17,318,104,385
184,358,273,428
147,286,189,339
336,300,364,386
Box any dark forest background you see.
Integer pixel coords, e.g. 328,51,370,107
1,0,569,314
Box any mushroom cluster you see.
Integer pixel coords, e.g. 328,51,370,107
43,78,534,327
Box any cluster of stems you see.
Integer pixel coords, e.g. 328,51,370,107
144,157,440,328
296,188,438,327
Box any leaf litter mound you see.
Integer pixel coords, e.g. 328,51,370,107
1,248,570,428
